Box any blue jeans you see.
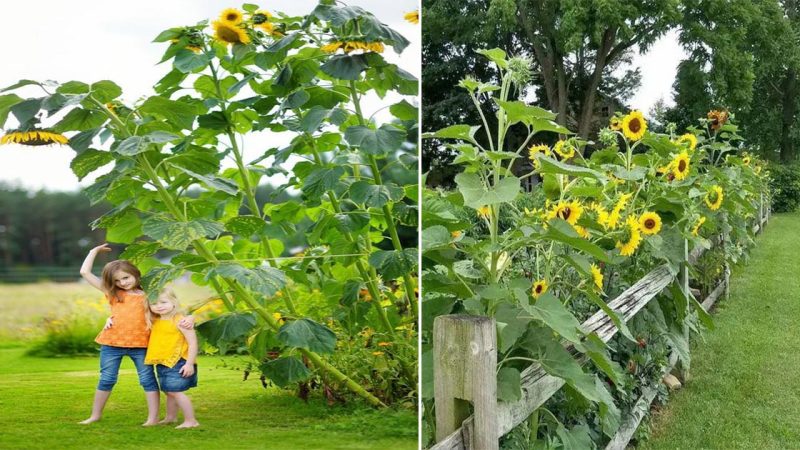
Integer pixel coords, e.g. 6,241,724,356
97,345,159,392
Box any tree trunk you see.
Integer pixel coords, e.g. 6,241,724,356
780,69,797,163
578,29,616,139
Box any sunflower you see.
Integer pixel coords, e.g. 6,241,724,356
605,193,632,230
451,230,462,239
609,116,622,131
553,140,575,159
590,264,603,291
213,20,250,45
676,133,697,150
404,10,419,24
592,203,612,230
272,312,285,325
344,41,362,53
219,8,244,24
477,205,491,218
755,165,762,175
742,155,751,166
573,224,590,239
532,280,548,299
691,216,706,236
707,110,728,131
548,200,584,225
258,22,275,34
670,151,690,181
1,129,68,146
321,41,343,53
638,211,662,235
616,216,642,256
621,110,647,141
252,10,272,24
367,41,385,53
704,185,723,211
528,143,551,169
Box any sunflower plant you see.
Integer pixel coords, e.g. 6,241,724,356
421,48,767,446
0,2,418,407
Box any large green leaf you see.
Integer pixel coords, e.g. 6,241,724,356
495,100,558,124
536,156,607,182
421,225,451,252
320,54,369,80
455,172,520,208
119,241,161,265
174,49,212,73
175,167,239,196
139,96,197,130
421,124,480,143
0,94,23,128
344,124,406,155
259,357,312,388
53,108,107,132
348,181,404,207
225,215,266,237
301,166,345,198
104,211,142,244
277,318,337,354
497,367,521,402
523,292,585,347
544,219,609,262
196,312,257,354
90,80,122,103
70,149,114,181
115,136,150,156
368,249,418,280
141,264,186,302
142,215,224,250
210,262,286,297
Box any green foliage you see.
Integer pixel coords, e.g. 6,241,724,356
768,163,800,212
25,315,102,357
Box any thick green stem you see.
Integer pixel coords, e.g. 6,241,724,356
348,81,418,314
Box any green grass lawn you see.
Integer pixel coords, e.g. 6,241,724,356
0,348,417,449
640,212,800,449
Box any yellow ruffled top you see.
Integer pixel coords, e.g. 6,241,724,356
144,314,189,368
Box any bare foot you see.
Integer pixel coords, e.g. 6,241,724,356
176,421,199,429
141,420,159,427
158,418,178,425
78,417,100,425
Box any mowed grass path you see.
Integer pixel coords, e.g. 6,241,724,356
0,348,416,450
641,212,800,449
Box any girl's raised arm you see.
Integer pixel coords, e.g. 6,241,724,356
80,244,111,291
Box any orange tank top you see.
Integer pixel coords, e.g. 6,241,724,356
94,290,151,348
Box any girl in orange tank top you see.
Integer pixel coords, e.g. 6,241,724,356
76,243,194,426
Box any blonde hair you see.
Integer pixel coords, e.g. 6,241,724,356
146,286,184,329
100,260,142,304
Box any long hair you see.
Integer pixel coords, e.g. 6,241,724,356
100,260,142,304
146,286,183,330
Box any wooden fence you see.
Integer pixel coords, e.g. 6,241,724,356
430,196,771,450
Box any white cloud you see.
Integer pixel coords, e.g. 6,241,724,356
628,29,687,114
0,0,419,192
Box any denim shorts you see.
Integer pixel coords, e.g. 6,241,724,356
98,345,159,392
156,358,198,392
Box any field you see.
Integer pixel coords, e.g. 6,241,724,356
0,282,417,450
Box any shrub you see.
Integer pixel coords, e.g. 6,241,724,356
768,162,800,212
26,315,103,357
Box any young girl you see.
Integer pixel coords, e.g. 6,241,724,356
78,243,193,426
145,288,200,429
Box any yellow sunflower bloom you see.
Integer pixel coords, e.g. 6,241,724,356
616,216,642,256
742,155,751,166
532,280,548,299
593,204,612,230
704,185,723,211
272,312,285,325
590,264,603,291
321,41,343,53
368,41,385,53
477,205,491,218
573,224,590,239
404,10,419,24
621,110,647,141
692,216,706,236
553,140,575,159
1,129,69,146
676,133,697,150
548,200,584,225
258,22,275,34
252,10,272,24
213,20,250,45
671,151,690,181
451,230,462,239
219,8,244,24
528,143,551,169
638,211,662,235
609,116,622,131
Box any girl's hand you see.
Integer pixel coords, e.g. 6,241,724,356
178,315,195,329
103,317,114,330
91,243,112,254
179,362,195,378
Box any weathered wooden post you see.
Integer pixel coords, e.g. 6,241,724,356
678,239,691,382
433,315,498,450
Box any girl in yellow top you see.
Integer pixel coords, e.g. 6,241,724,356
78,243,194,426
145,288,199,428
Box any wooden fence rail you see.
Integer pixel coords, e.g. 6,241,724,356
430,198,771,450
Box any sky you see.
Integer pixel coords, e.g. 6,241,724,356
0,0,420,192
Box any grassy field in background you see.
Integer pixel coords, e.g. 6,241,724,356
0,282,417,449
640,212,800,449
